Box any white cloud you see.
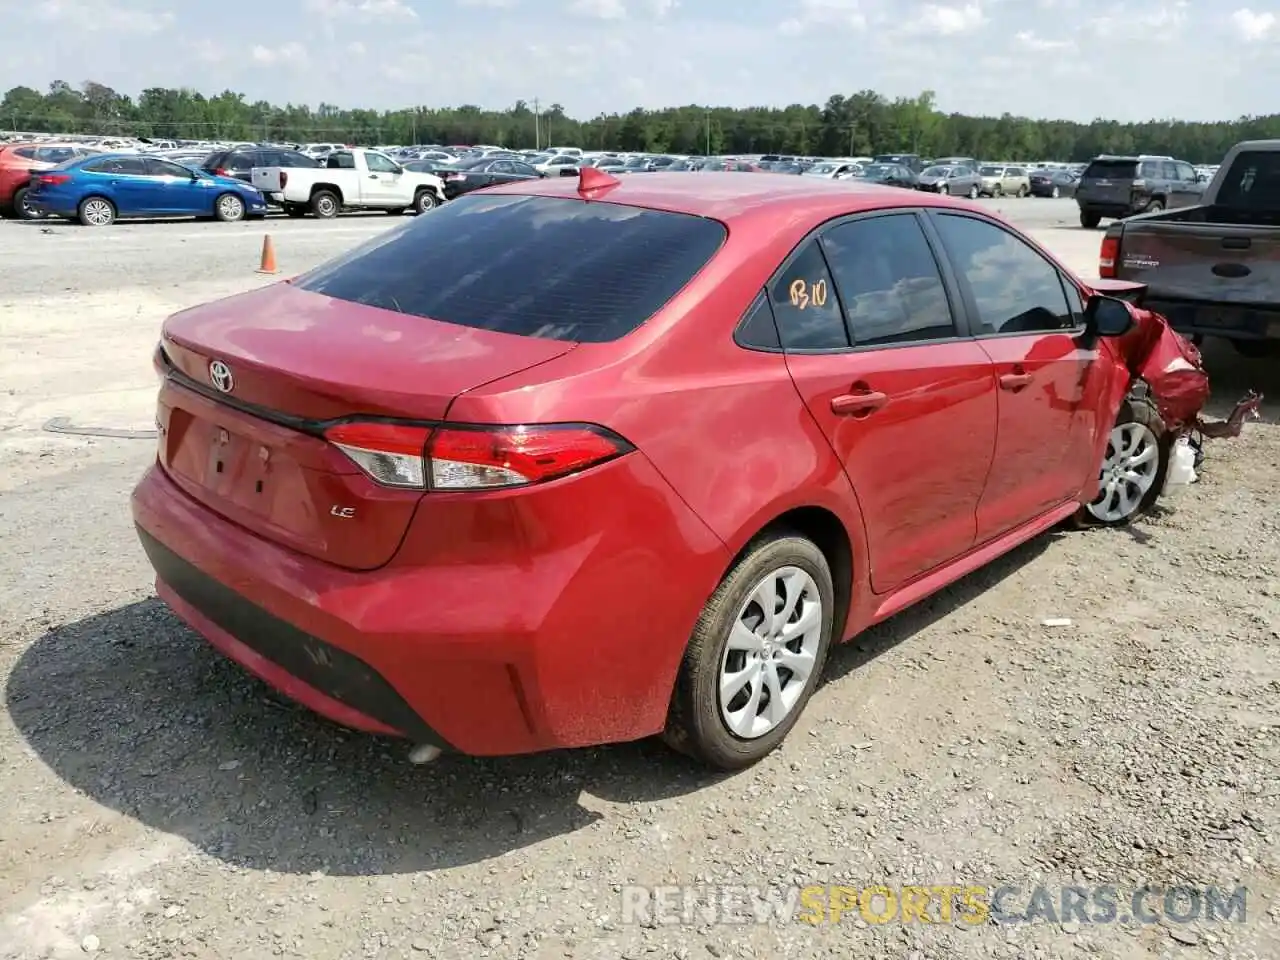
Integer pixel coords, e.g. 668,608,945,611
1230,8,1277,41
568,0,626,18
778,0,866,36
1015,29,1070,50
33,0,174,34
916,2,985,34
457,0,520,6
306,0,417,20
251,41,308,64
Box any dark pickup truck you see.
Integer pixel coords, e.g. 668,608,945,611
1098,140,1280,357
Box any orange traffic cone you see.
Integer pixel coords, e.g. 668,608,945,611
256,234,279,275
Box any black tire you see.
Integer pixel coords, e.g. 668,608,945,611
938,183,949,196
213,192,245,223
663,531,834,770
283,203,306,218
13,185,40,220
1076,396,1169,527
993,185,1004,197
311,190,340,218
385,207,407,215
77,196,115,226
1145,199,1165,214
413,189,439,214
1017,185,1028,198
1051,186,1060,199
968,185,979,199
1080,211,1101,229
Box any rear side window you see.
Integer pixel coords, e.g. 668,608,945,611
821,215,956,346
768,241,848,350
294,194,726,343
1215,150,1280,208
1083,159,1137,179
13,147,35,159
33,147,76,163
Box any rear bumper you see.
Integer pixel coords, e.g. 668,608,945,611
131,457,728,756
1078,201,1139,217
1142,299,1280,341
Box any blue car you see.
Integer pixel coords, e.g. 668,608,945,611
26,153,268,226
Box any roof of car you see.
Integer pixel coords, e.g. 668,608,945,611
480,170,973,223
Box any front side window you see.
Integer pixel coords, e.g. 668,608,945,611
294,194,726,343
821,215,956,347
768,241,847,350
365,152,399,173
932,214,1074,335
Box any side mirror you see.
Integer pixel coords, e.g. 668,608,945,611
1085,294,1134,337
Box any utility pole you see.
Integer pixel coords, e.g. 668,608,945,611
705,111,711,156
533,97,540,150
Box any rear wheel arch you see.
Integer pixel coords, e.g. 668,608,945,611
726,506,855,646
309,182,343,204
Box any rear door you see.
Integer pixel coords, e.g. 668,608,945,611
928,212,1105,541
143,158,205,214
102,156,154,214
777,212,997,594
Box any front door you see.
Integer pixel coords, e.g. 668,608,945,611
776,214,998,594
361,151,403,204
928,211,1104,542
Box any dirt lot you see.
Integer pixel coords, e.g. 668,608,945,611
1,200,1278,960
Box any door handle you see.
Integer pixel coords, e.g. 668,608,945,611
999,371,1033,391
367,174,379,179
831,389,888,416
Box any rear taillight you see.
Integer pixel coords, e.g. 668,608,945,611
213,167,228,176
323,421,630,491
38,174,70,186
279,171,288,189
444,173,465,182
1099,235,1120,278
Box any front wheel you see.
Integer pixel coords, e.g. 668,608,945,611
1051,185,1060,199
938,183,949,195
993,185,1004,197
214,192,245,222
968,185,979,199
414,189,439,214
1078,397,1168,526
1017,185,1028,198
664,532,834,770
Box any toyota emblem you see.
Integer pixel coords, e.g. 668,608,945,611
209,360,234,393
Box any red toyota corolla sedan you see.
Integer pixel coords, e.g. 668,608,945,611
132,169,1167,770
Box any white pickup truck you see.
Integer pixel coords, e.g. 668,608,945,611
251,148,446,218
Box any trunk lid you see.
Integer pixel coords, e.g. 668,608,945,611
1114,219,1280,308
157,282,576,569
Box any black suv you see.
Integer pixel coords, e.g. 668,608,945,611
1076,155,1206,228
201,146,319,195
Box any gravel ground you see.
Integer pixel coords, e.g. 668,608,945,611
1,199,1278,960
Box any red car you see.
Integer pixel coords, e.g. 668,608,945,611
132,170,1190,770
0,141,98,219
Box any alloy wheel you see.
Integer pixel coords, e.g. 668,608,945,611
718,566,822,740
1086,421,1160,522
218,194,245,221
82,199,112,226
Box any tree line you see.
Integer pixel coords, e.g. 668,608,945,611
3,81,1275,164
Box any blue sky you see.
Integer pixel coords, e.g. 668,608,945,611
4,0,1279,122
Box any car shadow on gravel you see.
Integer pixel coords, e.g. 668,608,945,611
6,599,720,876
822,533,1055,685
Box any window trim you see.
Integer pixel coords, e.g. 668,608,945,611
763,236,851,353
924,210,1088,340
732,290,784,352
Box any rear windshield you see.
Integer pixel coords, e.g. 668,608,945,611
293,193,727,342
1083,159,1138,179
1214,151,1280,208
